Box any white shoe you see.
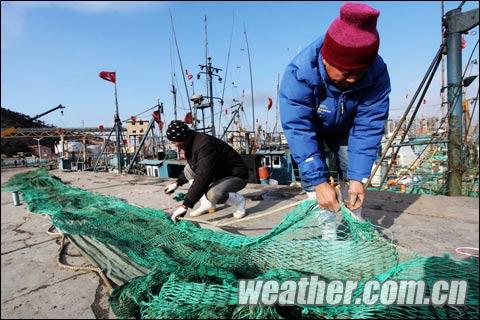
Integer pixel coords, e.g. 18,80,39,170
226,192,246,219
189,194,214,217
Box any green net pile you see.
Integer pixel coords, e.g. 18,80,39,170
3,169,478,319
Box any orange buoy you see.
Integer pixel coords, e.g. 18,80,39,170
258,166,270,180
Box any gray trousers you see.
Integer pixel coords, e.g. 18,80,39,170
184,164,247,204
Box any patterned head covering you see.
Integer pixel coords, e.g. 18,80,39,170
166,120,191,142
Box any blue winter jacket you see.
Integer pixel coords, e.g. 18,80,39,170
280,35,391,188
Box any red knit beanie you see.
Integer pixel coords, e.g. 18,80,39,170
321,2,380,71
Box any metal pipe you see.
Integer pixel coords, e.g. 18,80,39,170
220,103,242,140
377,52,442,188
12,191,20,206
93,125,115,172
391,139,448,147
366,45,444,187
126,118,156,173
446,8,463,196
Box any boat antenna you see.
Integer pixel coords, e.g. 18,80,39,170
169,9,192,114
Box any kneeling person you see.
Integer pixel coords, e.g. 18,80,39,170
164,120,249,222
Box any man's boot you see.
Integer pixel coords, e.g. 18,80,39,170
189,194,215,217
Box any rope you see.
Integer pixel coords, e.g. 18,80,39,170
47,224,114,293
214,200,303,227
455,247,479,258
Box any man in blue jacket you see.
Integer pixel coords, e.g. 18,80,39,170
280,2,390,214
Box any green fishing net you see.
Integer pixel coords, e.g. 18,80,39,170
3,169,478,319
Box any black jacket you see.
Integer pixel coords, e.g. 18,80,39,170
176,131,248,208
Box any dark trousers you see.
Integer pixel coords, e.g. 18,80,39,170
184,164,247,204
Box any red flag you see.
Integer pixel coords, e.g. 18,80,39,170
184,112,193,124
267,97,273,110
185,70,193,80
158,121,164,130
130,116,137,125
99,71,116,83
123,139,128,146
152,111,162,124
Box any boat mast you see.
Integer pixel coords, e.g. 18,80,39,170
274,73,280,141
169,9,192,115
169,38,178,121
219,10,235,133
243,23,255,137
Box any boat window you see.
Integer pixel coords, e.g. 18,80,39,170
262,155,271,167
272,156,281,168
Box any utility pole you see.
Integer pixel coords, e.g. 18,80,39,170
443,6,479,196
34,138,44,164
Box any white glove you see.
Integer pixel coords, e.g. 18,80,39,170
164,182,178,194
306,191,317,200
171,205,187,222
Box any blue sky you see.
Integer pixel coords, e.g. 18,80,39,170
1,1,479,133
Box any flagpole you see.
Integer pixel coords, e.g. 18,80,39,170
114,75,123,173
266,103,269,135
114,80,119,116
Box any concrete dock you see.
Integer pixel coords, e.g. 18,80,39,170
1,167,478,318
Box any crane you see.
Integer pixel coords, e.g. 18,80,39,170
1,104,66,137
